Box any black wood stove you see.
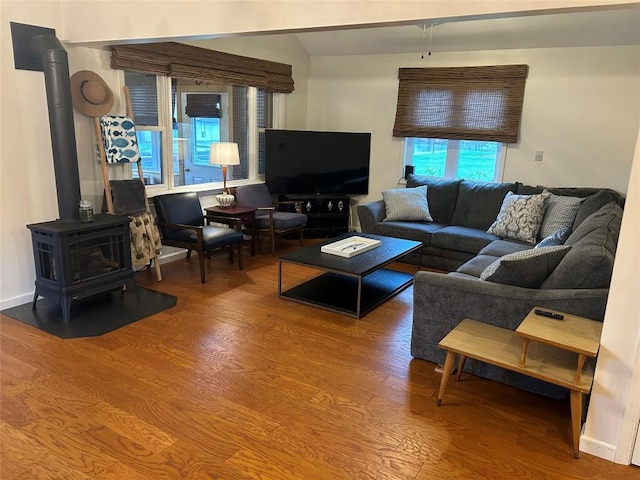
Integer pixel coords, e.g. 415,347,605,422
12,23,137,323
28,215,136,323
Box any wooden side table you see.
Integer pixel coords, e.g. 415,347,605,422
436,307,603,458
205,205,256,256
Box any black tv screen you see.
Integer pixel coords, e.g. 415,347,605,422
265,129,371,196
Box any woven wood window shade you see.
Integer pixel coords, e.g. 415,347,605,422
111,42,294,93
393,65,528,143
124,71,159,126
185,94,221,118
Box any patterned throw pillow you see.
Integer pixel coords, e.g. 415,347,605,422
382,186,433,222
535,227,572,248
480,245,571,288
538,191,585,239
486,192,550,244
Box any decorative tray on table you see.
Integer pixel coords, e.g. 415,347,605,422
320,236,382,258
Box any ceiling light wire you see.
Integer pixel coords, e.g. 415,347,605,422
428,23,434,56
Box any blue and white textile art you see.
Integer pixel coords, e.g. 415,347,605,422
99,115,141,164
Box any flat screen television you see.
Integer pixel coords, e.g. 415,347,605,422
265,129,371,196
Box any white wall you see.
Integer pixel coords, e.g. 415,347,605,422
582,128,640,461
307,46,640,215
1,0,640,464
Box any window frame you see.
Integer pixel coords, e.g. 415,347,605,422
126,72,283,195
403,137,507,183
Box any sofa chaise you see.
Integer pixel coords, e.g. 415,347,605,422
357,174,624,398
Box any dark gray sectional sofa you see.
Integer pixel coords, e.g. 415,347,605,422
357,174,624,398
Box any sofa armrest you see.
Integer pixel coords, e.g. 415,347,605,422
411,271,609,364
357,200,386,233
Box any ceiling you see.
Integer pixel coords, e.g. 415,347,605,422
293,6,640,56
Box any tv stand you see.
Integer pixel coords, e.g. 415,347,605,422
278,194,350,238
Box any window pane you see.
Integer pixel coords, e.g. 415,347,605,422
124,72,158,126
456,140,500,181
193,118,221,165
176,87,225,187
132,130,163,185
464,91,505,130
231,85,249,181
411,138,448,177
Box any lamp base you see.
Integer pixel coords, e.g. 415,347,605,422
216,193,235,208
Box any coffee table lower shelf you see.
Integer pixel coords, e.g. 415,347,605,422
279,269,413,318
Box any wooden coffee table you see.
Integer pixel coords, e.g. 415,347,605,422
278,233,422,318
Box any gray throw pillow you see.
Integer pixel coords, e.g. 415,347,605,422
535,227,572,248
486,192,550,244
538,190,585,239
382,186,433,222
480,245,571,288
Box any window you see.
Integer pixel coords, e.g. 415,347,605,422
405,138,505,182
125,71,280,190
395,64,527,182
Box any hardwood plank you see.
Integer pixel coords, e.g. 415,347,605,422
0,245,636,479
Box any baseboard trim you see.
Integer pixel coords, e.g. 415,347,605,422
580,434,617,461
1,293,34,311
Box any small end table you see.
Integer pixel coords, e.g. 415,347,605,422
436,307,603,458
205,205,256,256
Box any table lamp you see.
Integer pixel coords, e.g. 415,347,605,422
209,142,240,207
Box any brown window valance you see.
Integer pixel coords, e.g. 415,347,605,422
111,42,294,94
393,65,528,143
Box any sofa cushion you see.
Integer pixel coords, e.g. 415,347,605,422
538,191,584,238
406,174,461,224
540,202,622,289
450,180,517,230
382,186,433,222
565,202,621,252
480,245,571,288
535,227,572,248
375,221,446,247
573,189,625,229
431,226,500,254
479,239,532,257
456,254,501,278
487,192,550,244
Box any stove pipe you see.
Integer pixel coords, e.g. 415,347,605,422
22,29,81,221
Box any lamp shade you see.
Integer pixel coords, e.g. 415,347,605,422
209,142,240,166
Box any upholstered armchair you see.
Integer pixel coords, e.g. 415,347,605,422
152,192,244,283
234,184,307,255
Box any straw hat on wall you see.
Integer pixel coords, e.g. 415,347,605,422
70,70,114,117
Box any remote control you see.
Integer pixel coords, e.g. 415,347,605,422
534,309,564,320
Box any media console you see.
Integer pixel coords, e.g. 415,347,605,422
278,194,350,238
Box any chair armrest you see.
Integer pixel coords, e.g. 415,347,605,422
156,221,204,242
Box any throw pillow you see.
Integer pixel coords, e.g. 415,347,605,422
535,227,572,248
382,186,433,222
480,245,571,288
538,190,585,239
486,191,550,244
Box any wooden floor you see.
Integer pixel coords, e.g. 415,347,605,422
1,239,636,479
